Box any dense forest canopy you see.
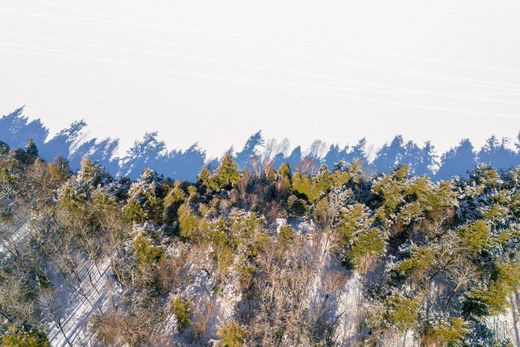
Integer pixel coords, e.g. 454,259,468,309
1,138,520,346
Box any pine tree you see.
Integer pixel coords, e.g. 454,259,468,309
214,154,240,190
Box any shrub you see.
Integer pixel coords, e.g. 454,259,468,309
172,297,192,331
211,219,234,275
1,325,49,347
163,186,186,225
217,321,246,347
278,224,295,250
178,204,201,242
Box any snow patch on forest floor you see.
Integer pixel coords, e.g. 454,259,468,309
46,258,115,347
334,272,364,345
487,295,520,346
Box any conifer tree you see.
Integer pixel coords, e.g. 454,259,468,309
25,138,38,157
214,154,240,190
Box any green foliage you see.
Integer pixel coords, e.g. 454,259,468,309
230,213,267,259
340,203,372,240
123,169,164,224
428,181,458,210
466,261,520,315
496,261,520,291
287,194,307,216
349,228,386,266
465,284,509,316
420,180,458,230
0,166,17,197
1,325,50,347
374,167,456,232
215,244,234,276
198,166,218,191
132,231,165,266
292,164,331,202
277,162,292,191
36,272,52,290
48,156,72,184
57,158,110,221
292,173,319,201
510,191,520,217
211,218,234,275
122,198,147,223
215,155,240,190
5,137,520,346
372,168,408,222
187,185,198,200
278,162,291,178
91,189,118,212
198,155,240,192
329,160,362,188
384,294,419,333
217,321,246,347
178,204,202,242
314,196,330,225
482,204,509,221
77,157,108,187
457,220,491,255
278,224,295,250
163,185,186,225
470,164,500,188
393,164,410,181
172,297,192,331
421,317,468,346
249,230,269,258
396,201,423,226
336,204,385,270
396,245,436,282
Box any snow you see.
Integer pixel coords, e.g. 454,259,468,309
46,258,116,347
486,293,520,346
274,217,316,235
333,273,364,344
